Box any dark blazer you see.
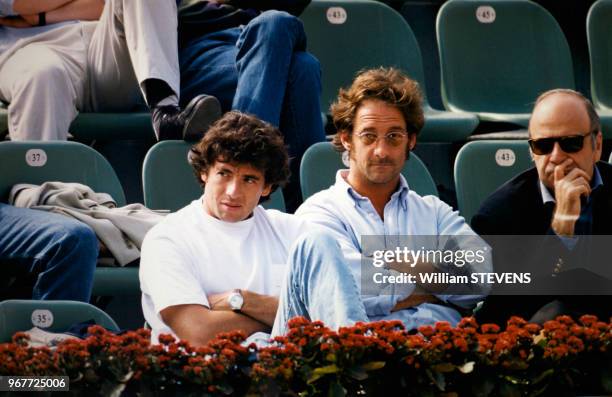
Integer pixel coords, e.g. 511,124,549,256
472,161,612,324
472,161,612,235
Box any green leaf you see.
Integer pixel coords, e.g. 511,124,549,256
530,368,554,385
347,367,368,381
432,363,455,373
426,369,446,391
325,353,336,362
328,381,347,397
361,361,386,372
308,364,340,384
470,376,495,397
503,375,530,386
498,382,522,397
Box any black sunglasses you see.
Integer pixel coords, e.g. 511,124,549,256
528,133,592,155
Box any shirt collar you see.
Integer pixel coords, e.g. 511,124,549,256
334,170,410,211
539,165,603,204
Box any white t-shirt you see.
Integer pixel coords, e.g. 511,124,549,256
140,198,307,343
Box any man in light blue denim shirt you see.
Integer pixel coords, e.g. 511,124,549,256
0,0,219,141
271,68,491,336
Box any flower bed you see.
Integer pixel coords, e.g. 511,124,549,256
0,315,610,396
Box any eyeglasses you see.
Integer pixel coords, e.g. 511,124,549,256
528,133,592,155
355,131,409,147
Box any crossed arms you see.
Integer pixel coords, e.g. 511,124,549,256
161,290,278,347
0,0,103,27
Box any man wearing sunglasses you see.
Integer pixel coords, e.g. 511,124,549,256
472,89,612,323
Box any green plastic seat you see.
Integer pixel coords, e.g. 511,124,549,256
0,106,154,141
300,142,438,200
0,300,119,343
437,0,575,127
300,0,478,142
587,0,612,139
0,141,138,296
454,140,532,224
142,140,286,212
0,141,125,205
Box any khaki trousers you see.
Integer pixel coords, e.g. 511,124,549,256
0,0,179,140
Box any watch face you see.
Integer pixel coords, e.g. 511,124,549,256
228,293,243,310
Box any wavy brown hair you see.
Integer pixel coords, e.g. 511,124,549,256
331,67,424,154
189,111,290,200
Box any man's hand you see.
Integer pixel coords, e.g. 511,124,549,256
20,13,39,25
207,291,234,311
392,285,440,311
0,16,32,27
551,159,591,237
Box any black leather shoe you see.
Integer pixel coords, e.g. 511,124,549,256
152,94,222,141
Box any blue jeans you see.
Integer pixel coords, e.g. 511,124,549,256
179,10,326,211
271,232,369,336
0,203,98,301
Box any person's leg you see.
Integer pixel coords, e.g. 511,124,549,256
87,0,179,110
179,28,241,111
271,232,368,337
0,204,98,302
87,0,220,140
233,11,306,126
0,28,88,140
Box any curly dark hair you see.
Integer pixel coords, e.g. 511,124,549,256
331,67,424,154
189,111,290,200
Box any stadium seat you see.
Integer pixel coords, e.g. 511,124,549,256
587,0,612,139
0,141,138,296
454,140,532,224
300,0,478,142
0,141,125,204
0,106,154,141
0,300,119,343
300,141,438,200
437,0,575,127
142,140,286,212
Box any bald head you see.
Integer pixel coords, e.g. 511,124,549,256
529,89,600,137
528,89,603,189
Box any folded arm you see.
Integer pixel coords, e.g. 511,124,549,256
161,304,269,347
12,0,73,15
6,0,103,26
161,289,278,346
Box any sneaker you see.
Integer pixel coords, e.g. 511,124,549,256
152,94,222,141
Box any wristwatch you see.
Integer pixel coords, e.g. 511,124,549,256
227,289,244,311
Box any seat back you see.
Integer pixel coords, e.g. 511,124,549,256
300,142,438,200
0,300,119,343
587,0,612,111
0,141,126,205
142,140,286,212
454,140,532,224
437,0,574,116
0,108,154,141
301,0,430,114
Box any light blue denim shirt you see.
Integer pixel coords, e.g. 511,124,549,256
296,170,492,329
